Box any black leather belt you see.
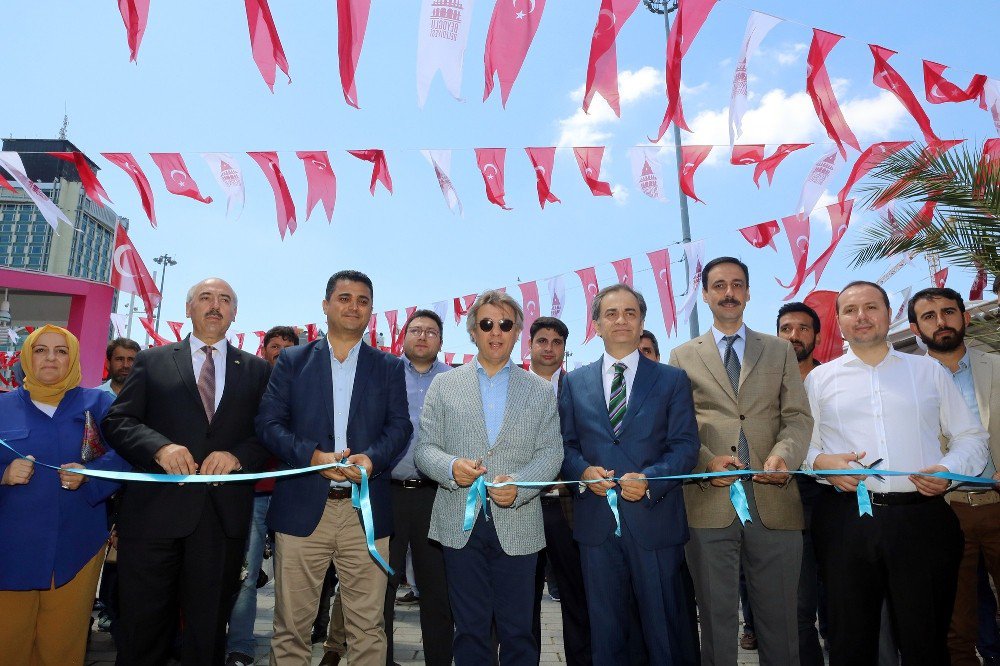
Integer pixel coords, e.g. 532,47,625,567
391,478,432,489
328,486,353,500
869,491,936,506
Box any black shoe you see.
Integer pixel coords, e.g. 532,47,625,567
395,590,419,605
256,568,269,589
225,652,255,666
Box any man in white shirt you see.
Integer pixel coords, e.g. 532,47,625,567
99,338,140,396
807,280,989,666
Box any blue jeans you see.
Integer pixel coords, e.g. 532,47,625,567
226,494,270,657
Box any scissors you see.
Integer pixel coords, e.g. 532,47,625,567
851,457,885,482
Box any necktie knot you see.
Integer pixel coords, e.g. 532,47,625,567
613,361,627,376
722,334,740,350
202,345,213,356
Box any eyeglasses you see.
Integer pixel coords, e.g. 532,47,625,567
478,318,515,333
406,327,440,339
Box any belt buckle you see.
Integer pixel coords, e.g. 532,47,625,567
969,491,994,507
403,479,421,489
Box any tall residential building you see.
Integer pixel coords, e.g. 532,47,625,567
0,138,127,282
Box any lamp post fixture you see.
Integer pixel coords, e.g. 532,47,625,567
642,0,700,340
152,254,177,334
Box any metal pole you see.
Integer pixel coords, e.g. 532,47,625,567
125,292,136,338
661,4,700,339
155,264,167,333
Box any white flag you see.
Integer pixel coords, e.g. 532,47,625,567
416,0,475,107
7,328,18,344
729,12,782,146
202,152,245,220
110,313,129,339
0,152,73,232
797,149,841,217
547,275,565,319
422,149,463,215
432,300,449,323
983,79,1000,134
628,147,668,202
890,286,912,326
677,240,705,325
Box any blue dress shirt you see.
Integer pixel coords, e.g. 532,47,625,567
475,358,512,447
947,350,996,481
391,358,451,481
329,338,362,486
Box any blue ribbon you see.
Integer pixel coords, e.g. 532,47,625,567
606,488,622,537
730,479,753,525
350,466,393,575
856,479,873,516
462,475,492,531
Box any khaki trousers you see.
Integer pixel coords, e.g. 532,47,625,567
270,498,389,666
948,500,1000,666
0,547,105,666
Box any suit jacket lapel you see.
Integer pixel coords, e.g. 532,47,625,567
695,331,736,402
622,356,656,432
173,337,203,415
583,359,613,435
461,363,490,445
211,343,243,423
317,338,336,437
495,367,530,446
973,350,992,431
740,329,765,391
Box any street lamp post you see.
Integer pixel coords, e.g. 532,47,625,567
153,254,177,334
643,0,700,340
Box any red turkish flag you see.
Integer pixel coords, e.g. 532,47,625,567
977,138,1000,198
679,145,712,203
806,200,854,287
838,141,913,204
647,249,677,336
248,151,297,239
923,60,987,105
244,0,290,92
49,152,112,207
754,144,811,187
297,151,337,222
253,330,266,357
611,258,633,287
776,213,811,300
525,147,560,208
462,354,474,365
573,147,612,196
654,0,719,141
454,293,477,323
803,290,844,363
484,0,548,107
110,224,161,318
444,352,455,366
874,139,964,208
475,148,512,210
583,0,641,116
405,306,417,322
871,45,939,145
118,0,149,62
102,153,157,227
576,267,600,343
139,317,172,347
232,333,246,350
347,149,392,195
806,30,860,158
166,321,184,342
150,153,213,204
337,0,372,108
306,323,319,342
933,267,949,288
367,315,377,347
902,200,938,239
970,265,988,301
731,144,765,166
518,281,540,363
739,220,780,251
386,310,404,356
0,170,14,193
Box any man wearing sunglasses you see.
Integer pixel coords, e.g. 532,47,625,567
560,283,700,664
415,290,563,665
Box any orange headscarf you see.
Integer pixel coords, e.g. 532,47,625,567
20,324,82,406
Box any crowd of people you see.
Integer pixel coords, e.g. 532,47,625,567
1,259,998,666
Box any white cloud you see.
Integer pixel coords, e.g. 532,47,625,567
772,43,808,66
611,183,630,204
840,91,909,140
811,190,839,230
558,67,662,147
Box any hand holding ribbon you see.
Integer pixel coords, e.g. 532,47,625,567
705,455,746,487
618,473,648,501
813,451,869,492
910,464,950,496
752,455,791,485
581,466,616,496
488,475,517,507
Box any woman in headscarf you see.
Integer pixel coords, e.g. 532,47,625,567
0,325,130,664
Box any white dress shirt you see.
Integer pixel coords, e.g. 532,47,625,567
712,323,748,365
190,334,227,412
805,344,988,492
602,349,641,409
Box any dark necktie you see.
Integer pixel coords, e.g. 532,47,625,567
198,345,216,421
608,362,627,437
723,335,750,467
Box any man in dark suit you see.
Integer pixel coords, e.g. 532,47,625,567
257,270,411,666
103,277,271,666
560,283,700,665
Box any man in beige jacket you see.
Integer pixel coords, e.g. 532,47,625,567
669,256,813,665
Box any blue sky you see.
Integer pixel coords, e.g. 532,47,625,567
4,0,997,362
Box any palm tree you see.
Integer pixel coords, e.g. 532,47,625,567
851,140,999,274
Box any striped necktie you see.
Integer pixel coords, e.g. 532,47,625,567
198,345,216,421
723,335,750,467
608,362,627,436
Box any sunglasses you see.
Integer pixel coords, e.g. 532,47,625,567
478,318,515,333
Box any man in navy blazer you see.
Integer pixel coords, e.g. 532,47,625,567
256,270,411,666
560,284,700,665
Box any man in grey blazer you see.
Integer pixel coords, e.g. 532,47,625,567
415,290,563,666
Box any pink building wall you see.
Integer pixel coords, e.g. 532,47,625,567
0,268,114,387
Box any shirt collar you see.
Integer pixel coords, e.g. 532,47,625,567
842,342,899,367
711,323,748,347
190,334,227,355
474,357,514,378
603,348,641,374
404,356,441,376
327,337,362,363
